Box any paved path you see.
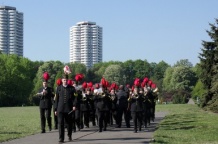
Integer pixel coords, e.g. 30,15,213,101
1,112,167,144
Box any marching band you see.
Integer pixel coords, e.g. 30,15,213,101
38,66,159,143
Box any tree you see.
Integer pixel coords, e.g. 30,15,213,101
103,64,124,85
198,18,218,111
0,54,35,106
162,67,174,91
173,59,193,68
170,66,197,92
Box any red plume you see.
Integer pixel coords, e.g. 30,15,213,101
101,77,106,87
151,83,156,89
148,80,152,86
95,83,100,89
43,72,50,82
56,78,62,86
67,79,73,86
134,78,140,87
105,81,109,88
88,82,93,88
91,87,94,92
82,82,87,89
75,73,84,82
131,85,135,91
143,77,149,83
111,83,117,89
141,81,146,88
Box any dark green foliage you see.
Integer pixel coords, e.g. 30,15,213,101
0,54,36,106
172,90,190,104
198,18,218,112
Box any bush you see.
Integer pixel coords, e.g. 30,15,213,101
172,90,190,104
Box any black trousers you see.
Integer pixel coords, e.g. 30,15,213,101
143,107,151,127
53,109,58,129
117,106,130,127
58,112,72,141
131,111,142,132
97,111,110,130
110,109,118,125
40,108,51,131
80,111,90,127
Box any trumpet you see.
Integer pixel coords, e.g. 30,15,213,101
110,94,116,101
153,87,158,93
131,93,139,99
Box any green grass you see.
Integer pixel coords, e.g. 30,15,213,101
154,104,218,144
0,106,41,142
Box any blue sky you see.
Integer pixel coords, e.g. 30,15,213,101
1,0,218,66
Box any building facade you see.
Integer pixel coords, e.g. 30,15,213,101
70,21,102,69
0,6,23,56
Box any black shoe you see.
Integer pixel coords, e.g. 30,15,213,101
59,139,64,143
115,125,121,128
41,130,45,133
134,130,137,133
127,125,130,128
103,128,106,131
68,136,72,141
49,127,52,131
99,129,102,132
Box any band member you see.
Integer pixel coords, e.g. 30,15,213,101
128,87,143,133
53,78,62,130
37,72,54,133
142,87,151,128
116,85,130,128
80,88,92,128
55,74,77,143
109,88,118,125
94,87,111,132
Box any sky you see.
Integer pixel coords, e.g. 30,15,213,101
1,0,218,66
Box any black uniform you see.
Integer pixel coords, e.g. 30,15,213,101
94,92,111,132
110,93,118,125
129,93,143,133
116,89,130,128
142,93,151,127
55,85,77,142
38,86,54,133
80,93,92,128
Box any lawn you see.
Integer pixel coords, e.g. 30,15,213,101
0,106,41,142
154,104,218,144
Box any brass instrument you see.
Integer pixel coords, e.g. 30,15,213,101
153,87,158,93
110,94,116,101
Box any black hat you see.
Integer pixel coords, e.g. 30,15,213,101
62,74,68,79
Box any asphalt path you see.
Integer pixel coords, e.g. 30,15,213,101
1,112,167,144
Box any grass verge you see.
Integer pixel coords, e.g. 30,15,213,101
0,106,41,142
154,104,218,144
